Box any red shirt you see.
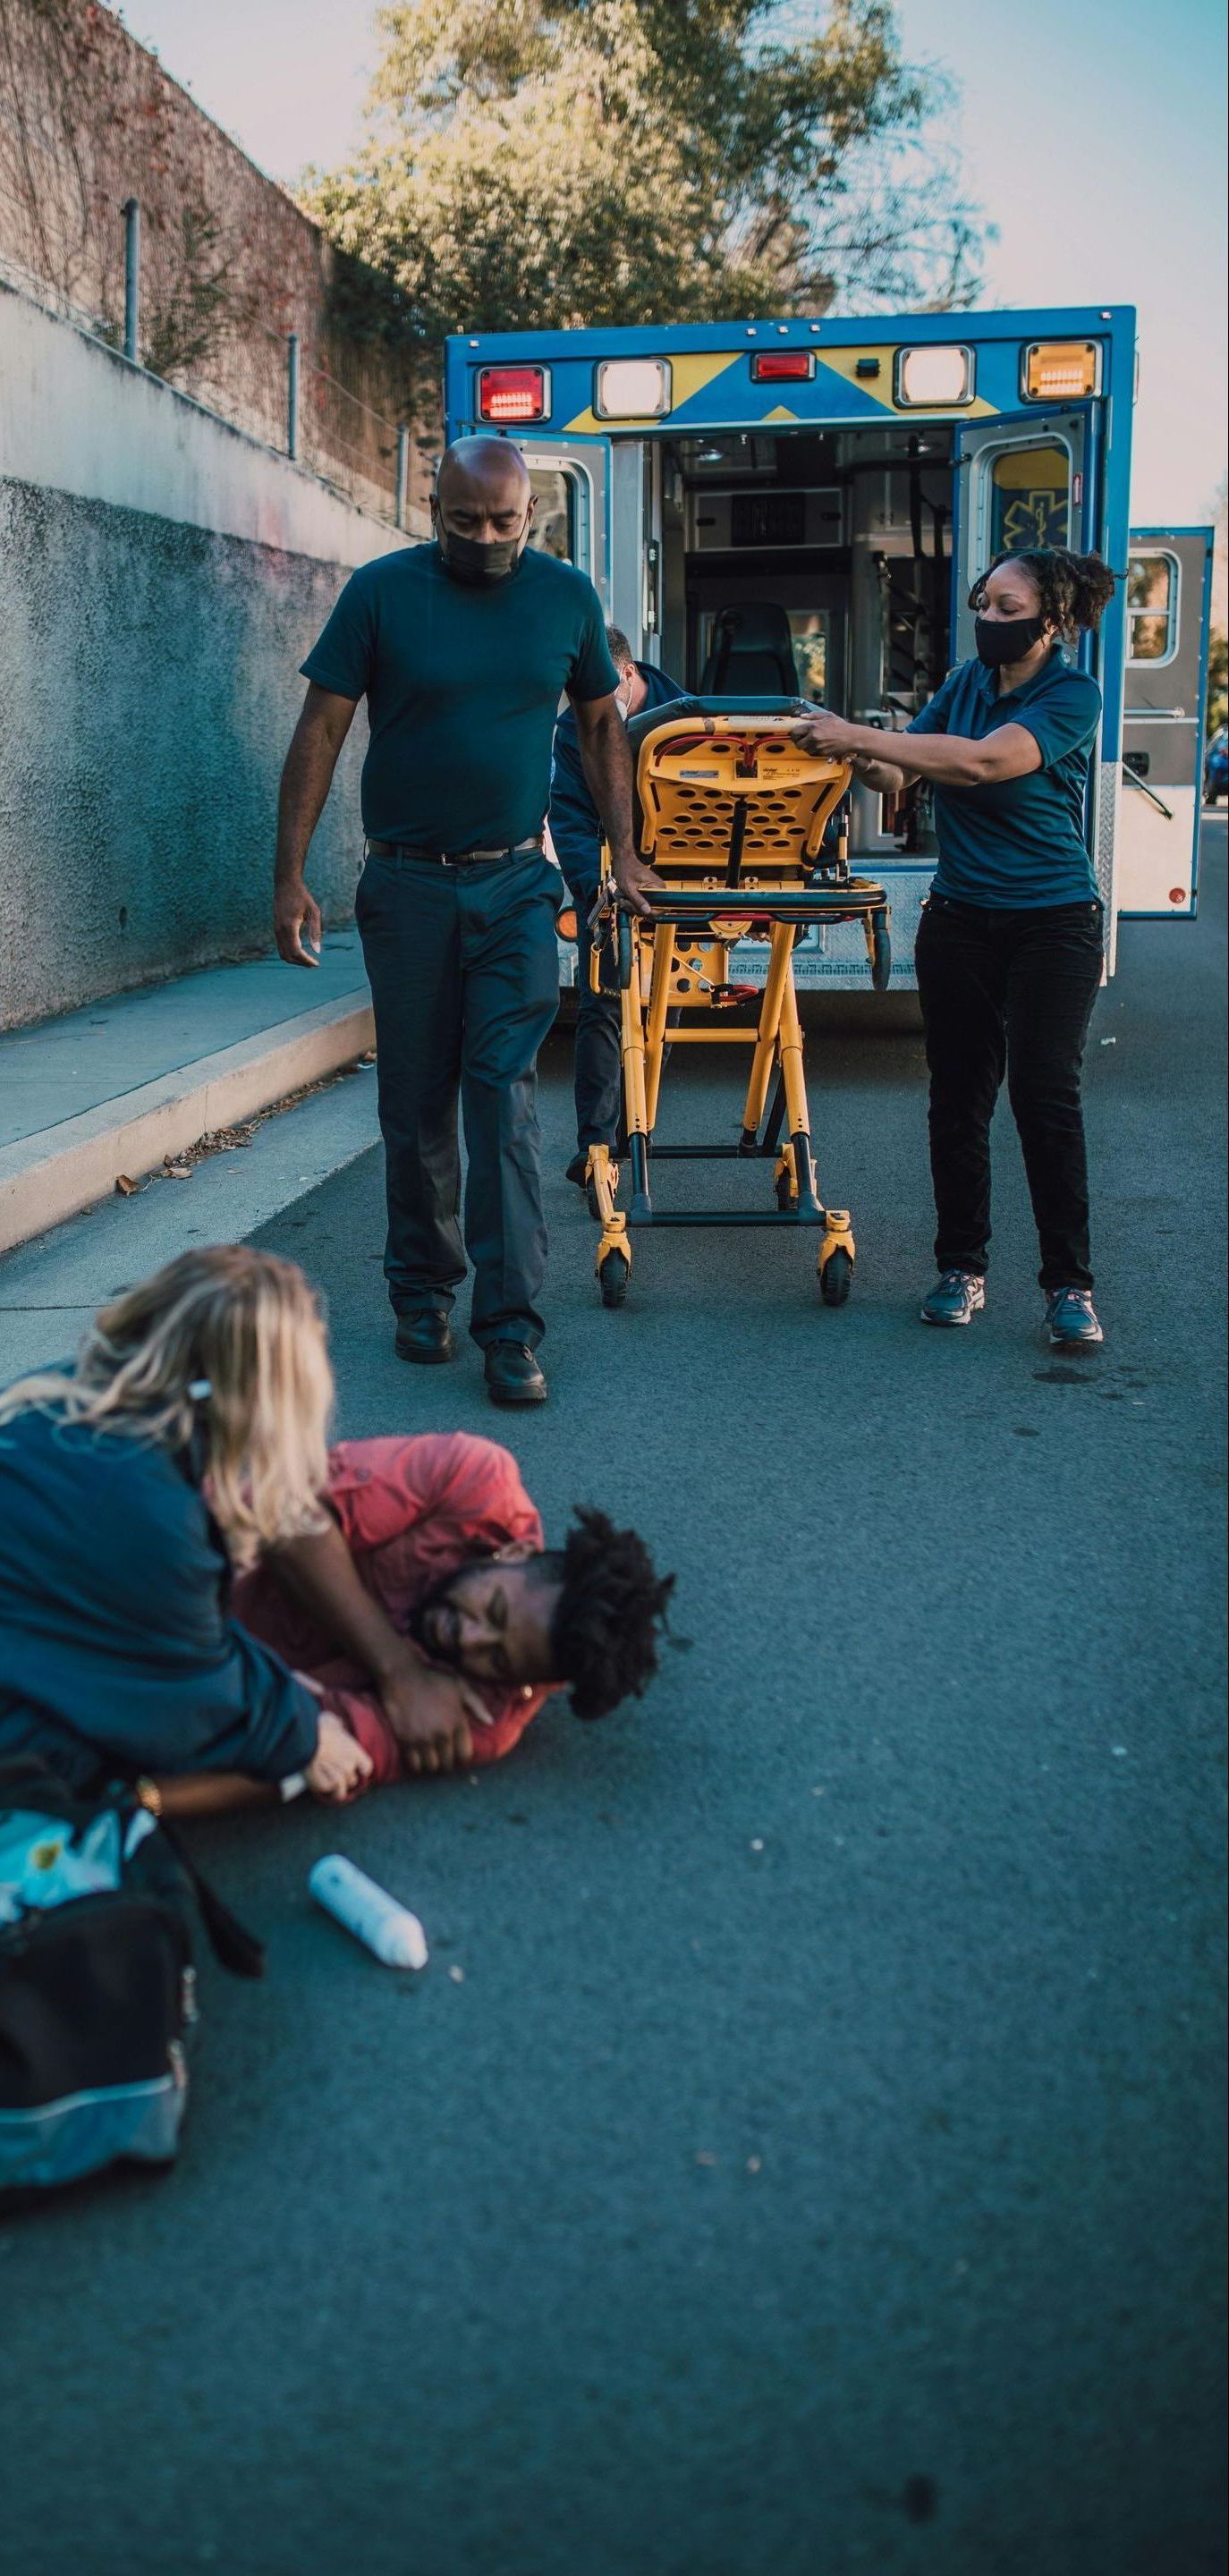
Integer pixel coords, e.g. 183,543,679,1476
233,1433,553,1784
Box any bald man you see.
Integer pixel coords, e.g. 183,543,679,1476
275,439,659,1405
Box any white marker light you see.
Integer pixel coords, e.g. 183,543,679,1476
895,345,973,407
594,358,672,419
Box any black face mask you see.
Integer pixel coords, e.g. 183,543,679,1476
975,613,1047,667
434,513,530,586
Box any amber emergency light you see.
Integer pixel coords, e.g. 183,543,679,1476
1022,342,1100,400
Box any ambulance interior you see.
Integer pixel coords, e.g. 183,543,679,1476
620,421,1067,860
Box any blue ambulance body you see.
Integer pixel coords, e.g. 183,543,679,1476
444,309,1208,985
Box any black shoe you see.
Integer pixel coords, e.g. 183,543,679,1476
394,1310,454,1365
565,1151,589,1190
484,1342,547,1406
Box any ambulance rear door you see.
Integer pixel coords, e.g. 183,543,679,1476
1117,526,1213,919
951,405,1123,949
508,431,613,609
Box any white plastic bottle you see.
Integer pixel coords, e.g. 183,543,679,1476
309,1855,428,1970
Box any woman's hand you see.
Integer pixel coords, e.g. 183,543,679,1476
794,711,861,759
380,1658,495,1778
305,1709,374,1802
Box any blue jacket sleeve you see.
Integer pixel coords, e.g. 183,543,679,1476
547,709,604,900
0,1414,321,1787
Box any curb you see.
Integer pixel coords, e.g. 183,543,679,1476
0,990,375,1256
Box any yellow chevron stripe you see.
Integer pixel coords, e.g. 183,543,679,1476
564,350,742,434
817,345,997,419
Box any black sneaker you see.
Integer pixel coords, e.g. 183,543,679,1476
1045,1287,1104,1348
484,1343,547,1406
565,1152,589,1190
920,1270,986,1328
394,1310,454,1365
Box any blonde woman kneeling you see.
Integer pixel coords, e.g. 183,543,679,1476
0,1247,672,1814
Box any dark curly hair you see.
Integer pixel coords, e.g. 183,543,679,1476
970,547,1118,641
530,1507,675,1720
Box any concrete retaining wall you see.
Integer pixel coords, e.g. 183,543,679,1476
0,285,406,1030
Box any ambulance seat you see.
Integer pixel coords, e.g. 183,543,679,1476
700,601,797,697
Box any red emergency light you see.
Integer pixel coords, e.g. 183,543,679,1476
477,365,548,423
750,351,814,384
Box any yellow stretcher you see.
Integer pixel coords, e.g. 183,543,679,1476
583,697,891,1310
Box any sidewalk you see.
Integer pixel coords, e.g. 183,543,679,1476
0,935,373,1253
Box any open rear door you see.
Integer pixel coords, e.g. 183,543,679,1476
951,408,1101,657
951,405,1124,953
1117,526,1213,918
509,430,612,610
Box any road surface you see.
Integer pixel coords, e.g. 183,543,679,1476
2,825,1225,2576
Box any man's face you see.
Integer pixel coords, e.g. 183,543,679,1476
432,468,535,550
413,1551,561,1690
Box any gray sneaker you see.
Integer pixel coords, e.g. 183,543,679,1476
920,1269,986,1327
1046,1286,1104,1348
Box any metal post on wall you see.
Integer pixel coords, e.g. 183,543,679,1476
123,199,140,363
394,425,410,530
286,333,301,462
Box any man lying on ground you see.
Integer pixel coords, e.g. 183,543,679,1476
0,1249,674,1816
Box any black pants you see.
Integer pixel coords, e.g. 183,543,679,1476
573,908,623,1150
913,893,1104,1292
355,847,562,1346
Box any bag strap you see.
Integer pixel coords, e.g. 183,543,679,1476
155,1817,266,1980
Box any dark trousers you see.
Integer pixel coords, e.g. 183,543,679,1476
355,847,563,1346
913,893,1104,1292
573,909,623,1150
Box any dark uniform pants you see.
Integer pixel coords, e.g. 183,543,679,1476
914,892,1104,1292
355,847,563,1346
573,905,623,1151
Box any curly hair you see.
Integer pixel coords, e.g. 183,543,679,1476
532,1507,675,1720
970,547,1118,641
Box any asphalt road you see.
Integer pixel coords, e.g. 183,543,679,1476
3,827,1225,2576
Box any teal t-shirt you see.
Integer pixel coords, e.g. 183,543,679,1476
301,542,619,852
908,647,1102,907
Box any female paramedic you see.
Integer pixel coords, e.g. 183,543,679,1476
797,547,1117,1348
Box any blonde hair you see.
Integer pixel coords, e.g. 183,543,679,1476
0,1246,334,1568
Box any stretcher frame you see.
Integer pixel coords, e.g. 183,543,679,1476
584,704,891,1309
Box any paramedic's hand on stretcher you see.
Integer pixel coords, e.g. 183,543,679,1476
306,1709,374,1802
611,848,666,919
380,1657,494,1777
792,710,860,759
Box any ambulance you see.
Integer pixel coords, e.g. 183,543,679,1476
444,309,1213,989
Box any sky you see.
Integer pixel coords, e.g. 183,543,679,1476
121,0,1228,525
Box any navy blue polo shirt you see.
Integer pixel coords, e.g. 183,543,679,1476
301,542,619,852
908,647,1102,908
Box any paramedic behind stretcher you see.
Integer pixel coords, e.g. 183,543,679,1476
797,547,1117,1351
274,439,661,1415
0,1251,673,1811
548,627,682,1186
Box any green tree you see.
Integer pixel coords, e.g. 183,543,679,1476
301,0,984,349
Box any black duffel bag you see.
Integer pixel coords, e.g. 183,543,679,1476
0,1757,263,2193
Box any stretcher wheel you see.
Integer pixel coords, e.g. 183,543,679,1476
819,1246,854,1307
599,1250,630,1308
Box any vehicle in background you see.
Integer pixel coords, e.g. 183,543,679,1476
1203,725,1228,805
445,308,1213,988
1119,526,1215,909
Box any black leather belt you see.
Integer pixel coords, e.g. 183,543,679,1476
366,835,544,868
